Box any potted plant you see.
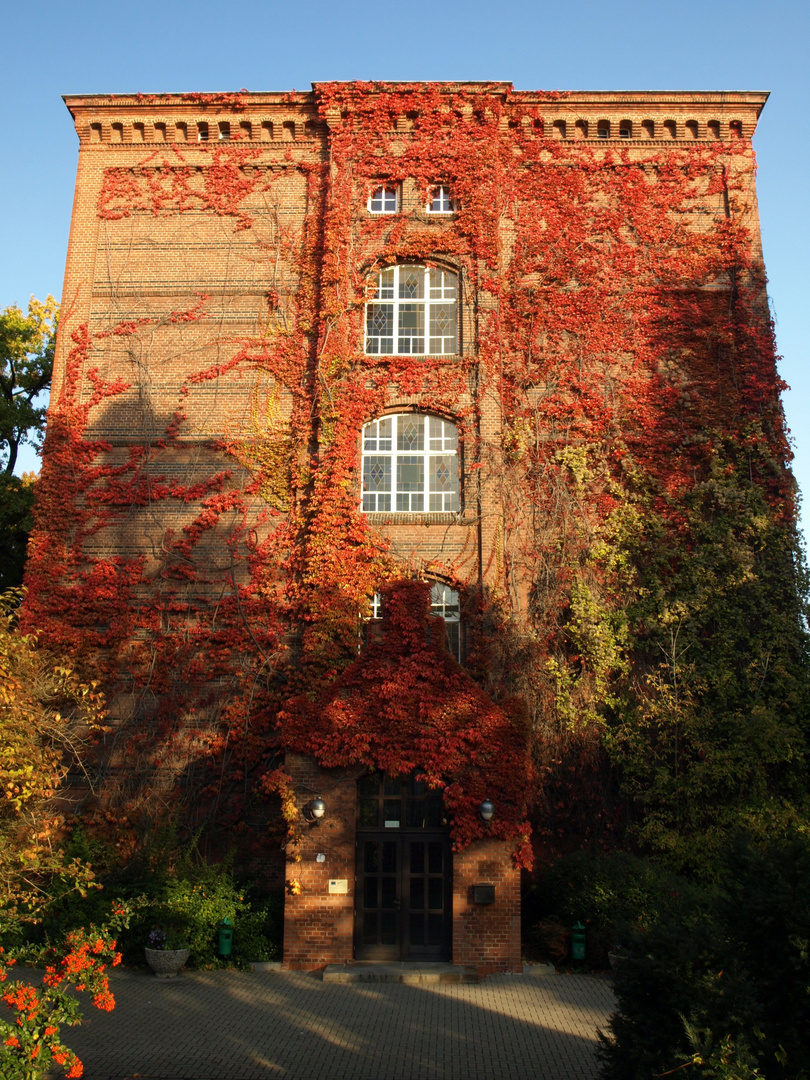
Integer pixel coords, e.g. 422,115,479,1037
144,926,191,978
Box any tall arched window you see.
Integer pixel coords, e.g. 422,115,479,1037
362,414,459,513
365,265,457,356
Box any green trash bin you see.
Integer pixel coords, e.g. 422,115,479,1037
571,921,586,962
218,917,233,957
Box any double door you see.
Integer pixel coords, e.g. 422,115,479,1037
355,831,451,961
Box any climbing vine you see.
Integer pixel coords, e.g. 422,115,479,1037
22,84,809,874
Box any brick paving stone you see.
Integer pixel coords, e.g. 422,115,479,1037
42,968,616,1080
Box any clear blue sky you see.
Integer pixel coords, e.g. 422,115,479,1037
2,0,807,545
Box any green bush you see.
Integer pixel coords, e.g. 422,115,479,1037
526,851,708,967
597,831,810,1080
26,828,283,971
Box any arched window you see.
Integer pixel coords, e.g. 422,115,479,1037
362,414,459,513
365,582,461,659
365,265,457,356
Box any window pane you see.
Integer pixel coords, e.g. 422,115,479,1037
397,416,424,452
366,304,394,354
377,269,395,300
430,454,455,491
398,304,425,353
429,186,453,213
446,621,460,660
363,456,391,512
431,583,460,619
398,457,424,492
364,840,379,872
370,187,397,213
410,842,425,873
399,267,425,299
364,418,392,452
429,269,457,299
410,878,425,910
429,303,456,354
428,417,457,452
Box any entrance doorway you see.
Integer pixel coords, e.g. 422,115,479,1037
354,774,452,961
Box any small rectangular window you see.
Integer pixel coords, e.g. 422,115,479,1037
369,186,398,214
428,186,455,214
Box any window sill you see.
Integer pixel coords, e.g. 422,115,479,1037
364,511,473,527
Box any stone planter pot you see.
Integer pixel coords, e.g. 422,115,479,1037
145,947,190,978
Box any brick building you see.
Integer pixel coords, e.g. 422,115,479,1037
29,84,777,973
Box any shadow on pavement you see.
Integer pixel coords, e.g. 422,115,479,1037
47,967,615,1080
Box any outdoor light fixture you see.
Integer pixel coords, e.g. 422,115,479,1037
307,796,327,823
479,798,495,822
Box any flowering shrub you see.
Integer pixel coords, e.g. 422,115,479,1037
0,903,134,1080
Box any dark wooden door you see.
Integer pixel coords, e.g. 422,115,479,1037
355,832,451,961
354,773,452,961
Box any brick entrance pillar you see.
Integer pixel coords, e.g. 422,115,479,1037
452,837,522,974
282,754,358,970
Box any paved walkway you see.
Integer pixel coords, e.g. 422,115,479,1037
45,966,615,1080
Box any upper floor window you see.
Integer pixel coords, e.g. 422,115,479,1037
365,582,461,660
429,582,461,659
427,186,455,214
365,264,457,356
368,186,399,213
362,414,459,513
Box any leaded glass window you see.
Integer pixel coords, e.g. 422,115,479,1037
362,414,459,513
365,265,458,356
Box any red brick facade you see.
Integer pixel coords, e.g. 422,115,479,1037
31,84,770,973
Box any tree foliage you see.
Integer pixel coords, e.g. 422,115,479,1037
0,590,104,924
0,298,57,476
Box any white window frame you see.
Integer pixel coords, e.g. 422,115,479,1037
365,264,458,356
362,413,459,513
427,185,455,214
368,185,399,214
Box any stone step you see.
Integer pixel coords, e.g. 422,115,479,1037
322,962,479,984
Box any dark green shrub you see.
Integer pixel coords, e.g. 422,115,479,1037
528,851,707,967
597,831,810,1080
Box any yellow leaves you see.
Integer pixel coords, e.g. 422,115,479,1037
0,588,107,915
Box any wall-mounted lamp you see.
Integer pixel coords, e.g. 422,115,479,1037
479,798,495,822
305,796,327,824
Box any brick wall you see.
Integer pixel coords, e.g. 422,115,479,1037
282,754,359,970
30,84,772,970
452,837,522,974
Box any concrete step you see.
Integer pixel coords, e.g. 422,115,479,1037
322,962,479,984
